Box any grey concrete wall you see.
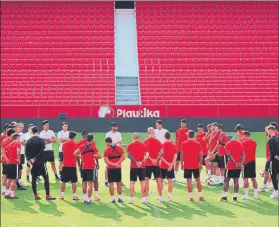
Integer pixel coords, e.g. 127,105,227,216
1,118,277,132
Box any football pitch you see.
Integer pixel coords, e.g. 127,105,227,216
1,132,278,227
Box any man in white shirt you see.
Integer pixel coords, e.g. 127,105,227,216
40,120,60,180
155,120,169,144
24,124,34,182
104,122,123,187
15,123,27,189
57,122,69,178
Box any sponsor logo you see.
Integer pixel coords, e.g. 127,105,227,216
98,105,114,118
117,108,160,118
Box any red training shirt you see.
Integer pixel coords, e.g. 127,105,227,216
225,140,244,170
1,137,12,164
209,133,219,152
127,140,147,169
161,141,178,169
181,140,203,169
104,145,124,169
196,132,207,155
218,133,228,156
6,142,21,164
80,143,99,169
62,140,77,167
242,139,257,165
144,137,162,166
176,128,189,150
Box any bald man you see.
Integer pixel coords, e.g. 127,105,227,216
127,133,149,204
143,127,164,203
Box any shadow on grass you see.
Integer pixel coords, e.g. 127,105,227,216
7,198,38,214
36,200,64,217
63,199,122,221
228,199,279,216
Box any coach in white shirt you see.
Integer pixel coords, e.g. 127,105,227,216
40,120,60,180
57,122,69,178
155,120,169,144
104,122,123,186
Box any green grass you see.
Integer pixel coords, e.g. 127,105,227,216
1,132,278,227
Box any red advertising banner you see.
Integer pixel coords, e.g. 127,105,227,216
0,105,277,118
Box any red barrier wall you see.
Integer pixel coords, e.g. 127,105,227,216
1,105,278,118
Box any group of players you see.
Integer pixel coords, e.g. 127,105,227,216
1,119,279,205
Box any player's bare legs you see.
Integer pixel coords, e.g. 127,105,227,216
156,178,163,197
1,175,7,195
50,162,58,177
195,177,204,200
105,168,109,187
94,177,100,200
174,161,180,181
233,178,239,200
87,181,93,202
60,182,66,199
116,182,123,202
144,177,150,202
219,168,225,184
186,178,193,200
9,179,17,199
221,177,230,201
82,181,88,202
139,180,145,202
5,179,11,198
259,171,272,191
167,178,173,201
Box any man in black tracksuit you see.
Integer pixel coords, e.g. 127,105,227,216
267,125,279,199
25,126,56,200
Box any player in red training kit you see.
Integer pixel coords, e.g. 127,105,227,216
235,124,245,142
161,132,178,201
221,136,245,202
144,127,163,203
242,131,258,200
104,137,125,203
174,119,189,181
1,128,15,196
74,134,102,205
60,131,79,201
2,134,21,199
196,124,210,181
127,133,149,204
181,130,205,201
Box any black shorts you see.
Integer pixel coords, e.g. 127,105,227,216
202,155,207,165
130,168,145,181
61,167,77,183
108,168,122,183
161,169,175,179
8,164,19,179
243,161,256,178
31,164,48,177
265,160,270,172
176,152,181,161
59,152,64,162
20,154,25,164
184,169,200,179
2,164,9,175
218,155,228,169
82,169,97,182
210,154,218,163
145,166,161,179
42,150,55,163
225,169,241,178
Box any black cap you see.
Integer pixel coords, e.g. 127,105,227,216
269,122,278,130
212,122,218,127
197,124,203,128
105,137,113,143
218,124,224,130
111,122,119,127
87,134,94,142
69,131,77,139
42,120,49,125
156,120,163,125
3,123,9,130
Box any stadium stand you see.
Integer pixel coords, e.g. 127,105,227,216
1,1,115,106
136,1,278,105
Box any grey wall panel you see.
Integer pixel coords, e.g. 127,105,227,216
1,118,277,132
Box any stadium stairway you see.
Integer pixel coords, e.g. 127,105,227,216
114,8,141,105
